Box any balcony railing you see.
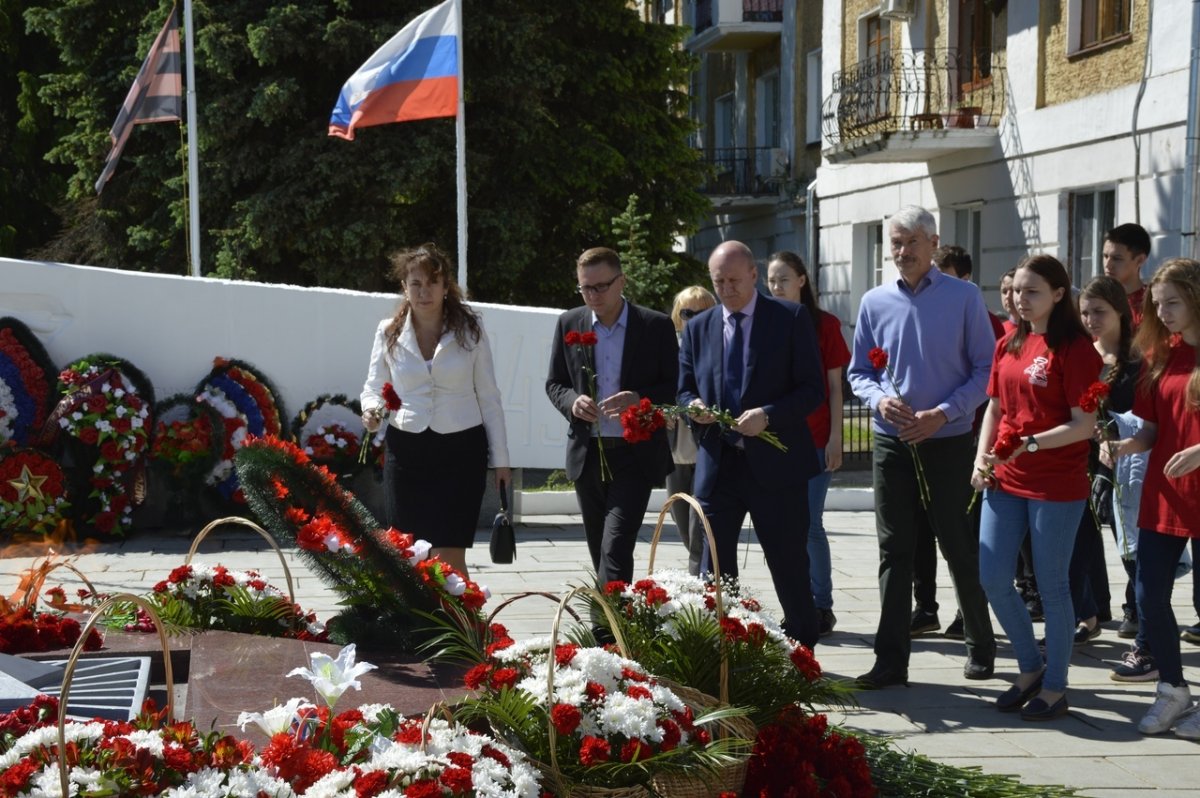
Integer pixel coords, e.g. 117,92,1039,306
697,146,782,197
694,0,784,34
822,49,1006,148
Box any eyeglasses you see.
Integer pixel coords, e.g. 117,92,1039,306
577,275,622,296
680,308,700,319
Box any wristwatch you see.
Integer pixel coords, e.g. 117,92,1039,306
1024,435,1040,454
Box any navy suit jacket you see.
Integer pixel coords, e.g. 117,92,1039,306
678,294,824,496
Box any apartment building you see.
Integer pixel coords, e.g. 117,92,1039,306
816,0,1196,323
642,0,826,266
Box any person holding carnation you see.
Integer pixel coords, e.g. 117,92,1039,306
1101,258,1200,736
360,244,510,579
545,247,678,588
848,205,996,688
766,250,850,637
664,285,717,576
973,254,1102,720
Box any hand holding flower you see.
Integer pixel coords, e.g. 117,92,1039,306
686,398,717,425
733,407,770,437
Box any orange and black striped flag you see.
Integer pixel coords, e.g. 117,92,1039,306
94,7,183,194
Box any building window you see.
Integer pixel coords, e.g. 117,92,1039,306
855,14,891,125
806,49,822,145
714,93,735,150
1068,0,1131,53
952,208,983,284
756,71,781,149
1069,188,1115,287
955,0,993,93
868,222,884,288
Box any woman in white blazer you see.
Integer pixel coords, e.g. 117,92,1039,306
361,244,510,578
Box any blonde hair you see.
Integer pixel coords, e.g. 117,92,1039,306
1136,258,1200,408
669,285,716,332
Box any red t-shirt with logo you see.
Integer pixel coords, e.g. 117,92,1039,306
1128,286,1147,330
806,310,852,448
987,331,1104,501
1134,340,1200,537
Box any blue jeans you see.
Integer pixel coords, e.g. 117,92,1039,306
980,489,1085,693
807,448,834,610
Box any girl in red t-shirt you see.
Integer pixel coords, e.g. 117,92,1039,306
1105,258,1200,737
767,251,851,638
972,255,1101,721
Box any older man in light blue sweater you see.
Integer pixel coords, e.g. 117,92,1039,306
848,205,997,689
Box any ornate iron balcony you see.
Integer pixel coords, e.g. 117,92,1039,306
696,146,784,197
822,49,1006,150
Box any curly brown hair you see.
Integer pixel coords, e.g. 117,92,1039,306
1136,258,1200,408
384,243,482,352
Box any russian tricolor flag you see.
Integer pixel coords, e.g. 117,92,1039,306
328,0,459,140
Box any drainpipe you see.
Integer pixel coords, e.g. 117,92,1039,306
1182,0,1200,260
806,177,819,290
1130,1,1152,224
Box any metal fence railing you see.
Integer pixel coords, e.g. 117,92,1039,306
840,374,873,468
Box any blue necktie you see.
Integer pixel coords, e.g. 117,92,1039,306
723,311,745,417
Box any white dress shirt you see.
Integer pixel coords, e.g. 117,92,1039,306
361,316,510,467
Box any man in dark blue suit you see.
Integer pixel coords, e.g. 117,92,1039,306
678,240,826,648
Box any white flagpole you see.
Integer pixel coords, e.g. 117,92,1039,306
183,0,201,277
454,0,467,293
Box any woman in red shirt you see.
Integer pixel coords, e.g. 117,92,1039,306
767,251,851,637
972,255,1101,720
1105,258,1200,737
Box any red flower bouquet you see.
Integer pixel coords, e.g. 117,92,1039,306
359,382,402,464
967,429,1022,513
742,705,876,797
866,347,931,506
620,399,787,452
564,331,611,480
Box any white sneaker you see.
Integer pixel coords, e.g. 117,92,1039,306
1175,707,1200,740
1139,683,1193,735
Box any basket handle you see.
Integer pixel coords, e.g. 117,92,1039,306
546,585,630,783
186,516,296,603
418,701,457,754
646,492,730,706
57,593,174,797
486,591,582,627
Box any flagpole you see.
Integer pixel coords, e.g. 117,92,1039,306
183,0,201,278
454,0,467,294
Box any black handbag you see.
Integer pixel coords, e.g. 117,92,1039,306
489,481,516,564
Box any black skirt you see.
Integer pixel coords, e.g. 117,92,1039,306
383,424,488,548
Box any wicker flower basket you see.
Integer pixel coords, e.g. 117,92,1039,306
645,492,757,798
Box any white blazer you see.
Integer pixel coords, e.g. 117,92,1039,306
361,316,510,468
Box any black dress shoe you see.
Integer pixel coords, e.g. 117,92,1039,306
1021,694,1069,721
963,655,995,681
996,673,1044,712
855,663,909,690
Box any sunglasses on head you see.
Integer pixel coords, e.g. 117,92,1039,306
680,308,700,319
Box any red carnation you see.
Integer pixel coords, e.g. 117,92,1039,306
625,685,653,701
579,331,598,346
489,667,520,690
404,779,442,798
867,347,889,370
554,643,579,666
584,681,607,703
992,430,1022,461
381,382,403,412
352,769,390,798
620,738,653,763
564,331,582,346
1078,380,1111,413
550,703,582,735
440,766,473,794
579,735,610,766
78,426,99,446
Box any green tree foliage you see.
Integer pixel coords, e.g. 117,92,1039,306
20,0,710,306
0,0,71,257
612,192,704,312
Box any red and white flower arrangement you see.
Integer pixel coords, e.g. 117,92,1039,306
463,637,742,792
742,704,875,798
134,563,328,641
303,424,360,473
596,571,841,725
56,361,152,536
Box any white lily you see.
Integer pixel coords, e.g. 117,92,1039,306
235,697,315,736
287,643,377,709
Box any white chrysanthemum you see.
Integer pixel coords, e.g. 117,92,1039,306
0,722,105,769
356,703,394,724
120,728,166,756
295,767,357,798
598,691,662,740
493,635,553,663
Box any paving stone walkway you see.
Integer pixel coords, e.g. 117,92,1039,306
3,506,1199,796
